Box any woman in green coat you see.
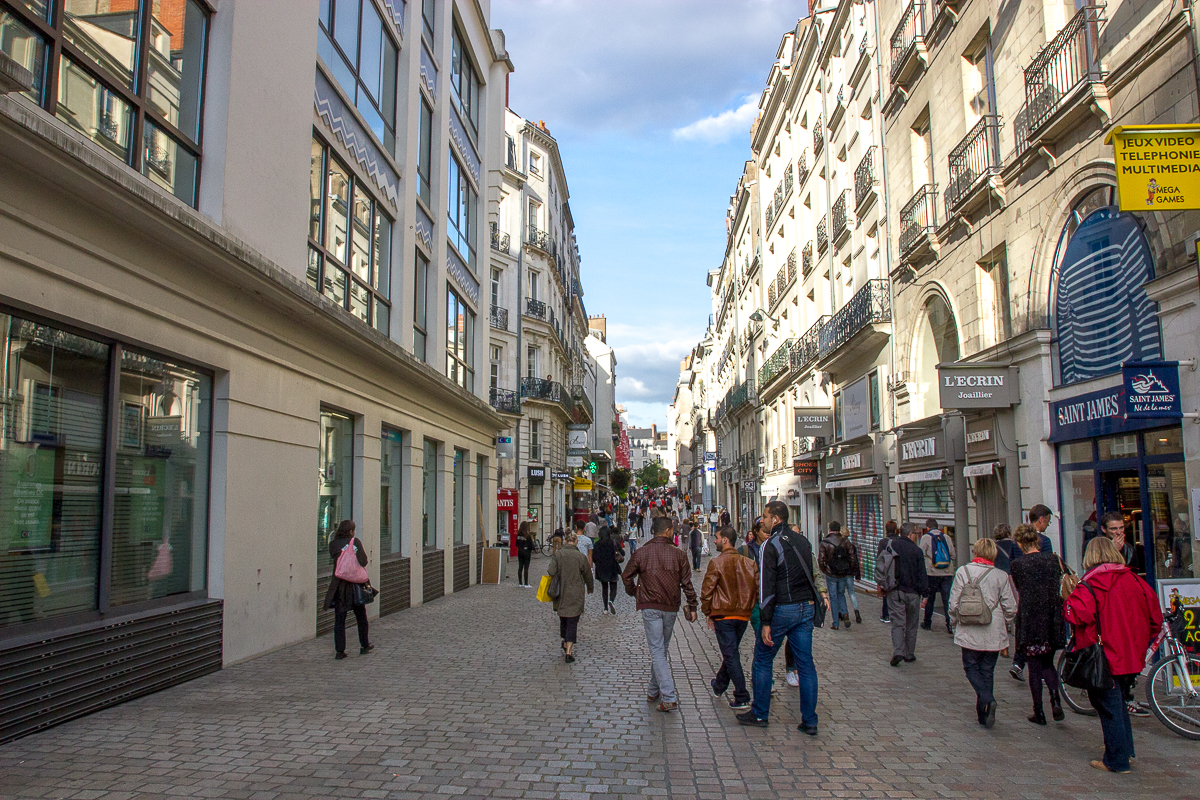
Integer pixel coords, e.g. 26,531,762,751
548,532,594,663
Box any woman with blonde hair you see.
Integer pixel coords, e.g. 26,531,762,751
948,537,1017,727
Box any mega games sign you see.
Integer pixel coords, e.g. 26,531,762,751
1108,125,1200,211
938,364,1019,409
1122,361,1183,419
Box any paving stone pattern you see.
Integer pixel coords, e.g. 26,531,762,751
0,554,1196,800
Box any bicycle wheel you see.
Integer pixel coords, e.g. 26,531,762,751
1145,653,1200,740
1055,649,1098,716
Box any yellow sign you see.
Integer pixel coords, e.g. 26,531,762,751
1107,125,1200,211
573,478,594,492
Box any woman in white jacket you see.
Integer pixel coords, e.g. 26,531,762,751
949,538,1018,728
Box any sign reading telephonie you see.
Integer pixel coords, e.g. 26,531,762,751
1122,361,1183,419
1107,125,1200,211
938,364,1020,409
794,408,834,439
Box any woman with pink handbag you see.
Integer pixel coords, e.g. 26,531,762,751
322,519,374,659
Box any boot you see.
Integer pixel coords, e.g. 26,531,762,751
1028,703,1047,726
854,610,862,624
843,614,852,629
1050,689,1065,722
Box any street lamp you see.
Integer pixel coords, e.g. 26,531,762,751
749,308,780,328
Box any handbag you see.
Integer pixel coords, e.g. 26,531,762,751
783,536,826,629
536,574,554,602
334,539,369,584
1060,581,1113,691
353,581,378,605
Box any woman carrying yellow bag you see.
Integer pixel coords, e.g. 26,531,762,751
536,574,554,602
546,532,594,663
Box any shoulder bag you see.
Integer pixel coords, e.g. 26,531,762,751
547,555,562,600
783,536,826,629
1059,581,1113,691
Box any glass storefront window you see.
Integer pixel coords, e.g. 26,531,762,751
0,10,46,104
380,427,403,558
318,410,354,567
1099,434,1137,461
1058,441,1092,465
452,449,465,545
1146,463,1192,580
422,439,437,549
1145,428,1184,457
476,456,486,543
1,316,107,626
110,350,210,605
1059,467,1096,573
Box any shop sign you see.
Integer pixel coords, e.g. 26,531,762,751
900,436,937,462
552,472,571,481
1047,385,1169,441
743,480,756,492
793,459,817,477
966,429,991,444
1107,125,1200,211
1122,361,1183,419
895,468,945,484
497,436,514,459
566,455,583,468
528,466,545,484
843,377,871,440
825,476,876,490
568,429,588,449
794,407,834,438
1157,578,1200,655
965,416,997,458
938,364,1020,408
963,462,997,478
496,489,518,510
841,452,861,470
704,451,716,462
573,478,594,492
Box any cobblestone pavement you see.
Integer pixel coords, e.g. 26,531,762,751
1,553,1197,800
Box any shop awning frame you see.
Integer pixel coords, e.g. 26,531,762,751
894,468,945,484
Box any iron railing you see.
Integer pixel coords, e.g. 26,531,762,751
766,202,776,231
774,182,784,214
945,115,1003,211
798,150,809,185
787,248,797,283
490,304,509,330
521,377,573,417
490,223,510,253
817,216,828,252
899,184,938,256
524,297,547,320
854,147,877,209
819,279,891,359
1024,5,1105,134
489,387,521,414
571,385,594,422
890,0,927,83
758,339,795,387
526,225,553,254
832,190,849,242
784,161,794,196
727,378,757,414
814,118,824,158
790,315,830,373
802,241,814,276
768,282,778,308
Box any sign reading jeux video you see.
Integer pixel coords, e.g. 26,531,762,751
1108,124,1200,211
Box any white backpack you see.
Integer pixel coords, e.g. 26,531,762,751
956,565,994,625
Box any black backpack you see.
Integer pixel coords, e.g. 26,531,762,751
829,540,853,576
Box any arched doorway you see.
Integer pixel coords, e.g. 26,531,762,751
911,292,961,421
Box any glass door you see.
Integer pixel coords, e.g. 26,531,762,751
1146,463,1193,581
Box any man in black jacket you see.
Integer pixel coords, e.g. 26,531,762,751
737,501,830,732
887,522,929,667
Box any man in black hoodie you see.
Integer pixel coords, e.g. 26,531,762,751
887,521,929,667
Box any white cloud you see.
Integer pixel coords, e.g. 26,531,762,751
672,95,759,144
621,401,671,429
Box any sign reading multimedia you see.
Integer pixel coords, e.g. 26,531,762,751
1122,361,1183,419
1107,124,1200,211
794,407,834,438
938,364,1020,409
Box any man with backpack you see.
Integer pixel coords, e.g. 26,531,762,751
877,521,928,667
920,519,956,633
819,522,860,630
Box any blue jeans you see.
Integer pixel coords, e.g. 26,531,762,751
1088,680,1134,771
642,609,679,703
924,575,953,627
751,602,818,725
712,618,750,704
825,574,845,625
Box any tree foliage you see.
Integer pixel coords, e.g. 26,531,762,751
610,467,632,495
635,463,670,489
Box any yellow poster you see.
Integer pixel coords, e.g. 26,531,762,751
573,478,594,492
1107,125,1200,210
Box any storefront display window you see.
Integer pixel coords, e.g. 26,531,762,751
422,439,438,549
1057,466,1096,571
318,410,354,566
1147,463,1192,580
1099,434,1137,461
452,448,465,545
1146,428,1184,457
380,427,403,557
475,456,486,543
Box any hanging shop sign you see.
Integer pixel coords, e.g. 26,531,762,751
794,407,834,439
842,377,871,440
938,364,1020,409
568,429,588,449
527,466,546,484
793,459,817,478
573,478,594,492
704,451,716,462
743,480,756,493
1107,125,1200,211
1122,361,1183,419
497,489,518,510
566,455,584,468
552,472,571,481
496,436,514,459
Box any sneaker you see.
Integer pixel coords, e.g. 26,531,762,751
797,723,818,736
879,616,890,623
647,693,661,703
728,698,750,710
1127,701,1151,718
656,701,678,712
1010,664,1026,682
360,644,374,655
854,610,862,624
735,711,768,727
710,679,726,697
890,655,903,667
786,671,799,687
601,608,608,615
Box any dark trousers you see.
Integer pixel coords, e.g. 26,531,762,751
517,554,531,585
600,580,617,606
923,575,953,627
1027,651,1060,706
692,548,701,570
559,615,579,643
880,591,890,620
334,604,369,654
712,618,750,704
961,648,999,720
1088,678,1135,771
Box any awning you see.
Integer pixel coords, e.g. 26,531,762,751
824,476,877,490
894,468,945,484
963,461,997,477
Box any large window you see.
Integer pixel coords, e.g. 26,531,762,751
318,409,354,568
422,438,437,549
1,0,210,205
475,455,486,543
529,419,541,462
449,25,478,137
446,287,475,391
452,448,465,545
0,312,211,632
413,249,429,360
308,136,392,333
447,148,478,268
317,0,398,152
380,426,403,558
417,98,433,207
420,0,434,45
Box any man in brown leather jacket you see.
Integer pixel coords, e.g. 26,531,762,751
701,526,757,710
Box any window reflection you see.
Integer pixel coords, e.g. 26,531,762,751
143,121,198,205
146,0,207,141
57,55,132,160
318,411,354,568
62,0,139,87
0,11,47,103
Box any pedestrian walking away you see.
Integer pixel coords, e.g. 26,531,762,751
819,521,861,629
1009,523,1068,725
701,525,757,711
739,500,829,732
876,520,898,622
689,520,703,571
322,519,374,659
1063,537,1163,774
548,531,594,663
883,521,928,666
515,521,535,588
593,525,623,615
576,518,595,568
948,538,1017,728
920,518,956,633
621,516,698,712
993,523,1017,573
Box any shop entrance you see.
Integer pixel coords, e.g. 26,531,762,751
1099,469,1141,534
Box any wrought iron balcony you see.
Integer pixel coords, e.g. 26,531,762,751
571,385,594,423
768,282,778,308
802,241,814,277
757,339,795,388
490,222,510,253
1023,5,1106,136
798,150,809,185
489,387,521,415
490,304,509,331
524,297,547,320
726,378,757,415
774,182,784,215
890,0,927,85
832,190,849,244
817,216,828,253
790,315,829,374
854,147,877,210
526,225,553,254
787,248,797,284
765,202,775,231
814,118,824,158
521,377,573,417
899,184,938,258
818,279,891,360
784,162,794,197
945,115,1003,212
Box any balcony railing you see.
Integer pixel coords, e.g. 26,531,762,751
814,118,824,158
757,339,795,388
784,162,794,197
768,282,778,308
899,184,938,257
571,385,594,423
1024,5,1105,135
832,190,849,243
490,222,510,253
786,248,797,284
890,0,927,83
818,279,892,359
526,225,553,255
489,387,521,415
854,146,877,210
817,216,828,253
774,182,784,215
945,115,1003,211
490,304,509,331
524,297,547,320
790,315,830,374
521,377,573,417
802,241,813,276
765,202,776,231
798,150,809,185
727,378,756,415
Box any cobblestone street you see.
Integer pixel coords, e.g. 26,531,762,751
1,555,1196,800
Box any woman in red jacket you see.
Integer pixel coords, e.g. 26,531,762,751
1063,537,1162,774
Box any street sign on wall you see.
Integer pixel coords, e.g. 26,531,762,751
1107,125,1200,210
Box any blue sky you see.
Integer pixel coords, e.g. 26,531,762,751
492,0,807,427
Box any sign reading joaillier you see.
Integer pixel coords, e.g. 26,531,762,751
1107,124,1200,211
